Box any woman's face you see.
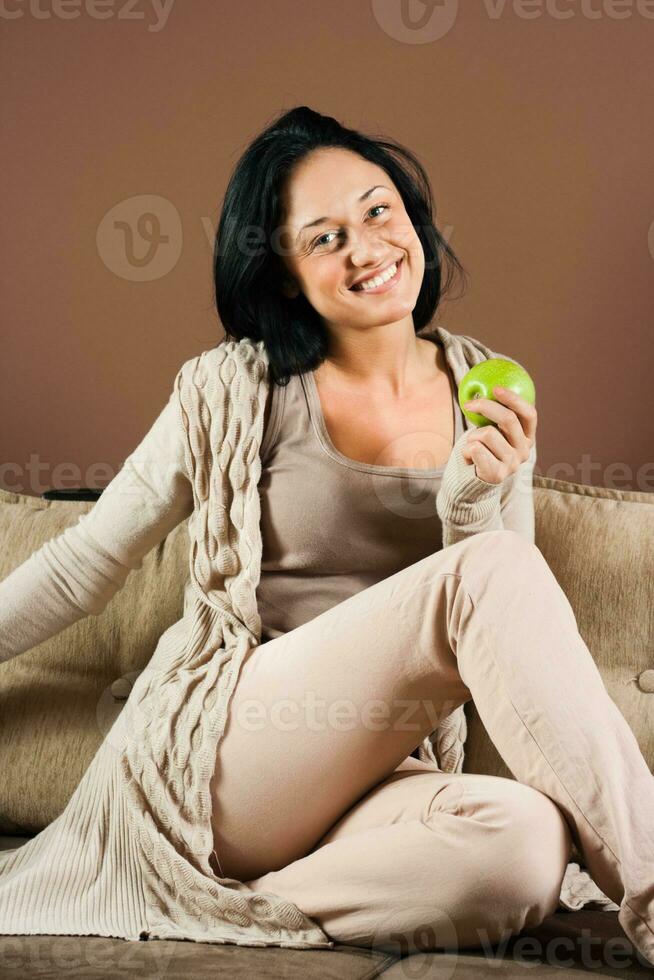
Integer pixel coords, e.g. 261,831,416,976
277,148,425,334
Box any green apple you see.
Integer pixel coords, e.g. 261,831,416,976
458,358,536,427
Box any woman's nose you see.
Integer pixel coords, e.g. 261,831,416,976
348,234,389,268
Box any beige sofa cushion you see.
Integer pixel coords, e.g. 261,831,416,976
0,487,190,833
463,476,654,786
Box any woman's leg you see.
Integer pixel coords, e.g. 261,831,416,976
245,755,573,953
209,529,654,963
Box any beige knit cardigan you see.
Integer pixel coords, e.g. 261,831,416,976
0,326,611,949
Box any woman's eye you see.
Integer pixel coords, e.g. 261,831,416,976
368,203,390,219
313,231,337,249
312,203,391,250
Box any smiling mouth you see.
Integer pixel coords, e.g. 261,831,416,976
349,256,403,292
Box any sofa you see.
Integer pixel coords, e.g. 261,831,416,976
0,473,652,978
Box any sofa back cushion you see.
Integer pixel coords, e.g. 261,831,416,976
463,476,654,781
0,487,189,833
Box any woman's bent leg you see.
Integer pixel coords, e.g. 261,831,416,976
451,532,654,966
210,529,654,964
245,757,573,953
210,531,480,881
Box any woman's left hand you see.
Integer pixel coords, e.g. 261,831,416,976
461,386,537,486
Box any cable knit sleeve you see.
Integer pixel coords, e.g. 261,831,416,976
437,429,537,549
498,438,537,544
0,386,193,663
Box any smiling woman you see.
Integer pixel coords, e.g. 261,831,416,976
2,103,652,964
212,105,468,388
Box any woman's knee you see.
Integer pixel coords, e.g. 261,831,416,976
447,528,570,621
435,530,537,589
458,528,538,564
427,776,572,923
480,779,572,918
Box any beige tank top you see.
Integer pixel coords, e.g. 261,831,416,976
257,333,464,642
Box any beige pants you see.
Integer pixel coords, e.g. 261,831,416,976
209,530,654,959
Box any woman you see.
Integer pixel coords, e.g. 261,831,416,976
204,106,652,956
0,105,652,963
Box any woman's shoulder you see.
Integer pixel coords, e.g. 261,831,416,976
174,336,269,398
431,325,527,373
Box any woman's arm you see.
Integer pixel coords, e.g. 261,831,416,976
0,386,193,664
498,438,537,544
437,430,537,549
437,348,538,549
436,429,503,547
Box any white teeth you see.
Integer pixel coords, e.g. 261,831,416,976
353,261,398,291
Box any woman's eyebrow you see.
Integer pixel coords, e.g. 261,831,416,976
297,184,391,240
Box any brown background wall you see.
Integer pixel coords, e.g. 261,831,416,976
1,0,652,496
